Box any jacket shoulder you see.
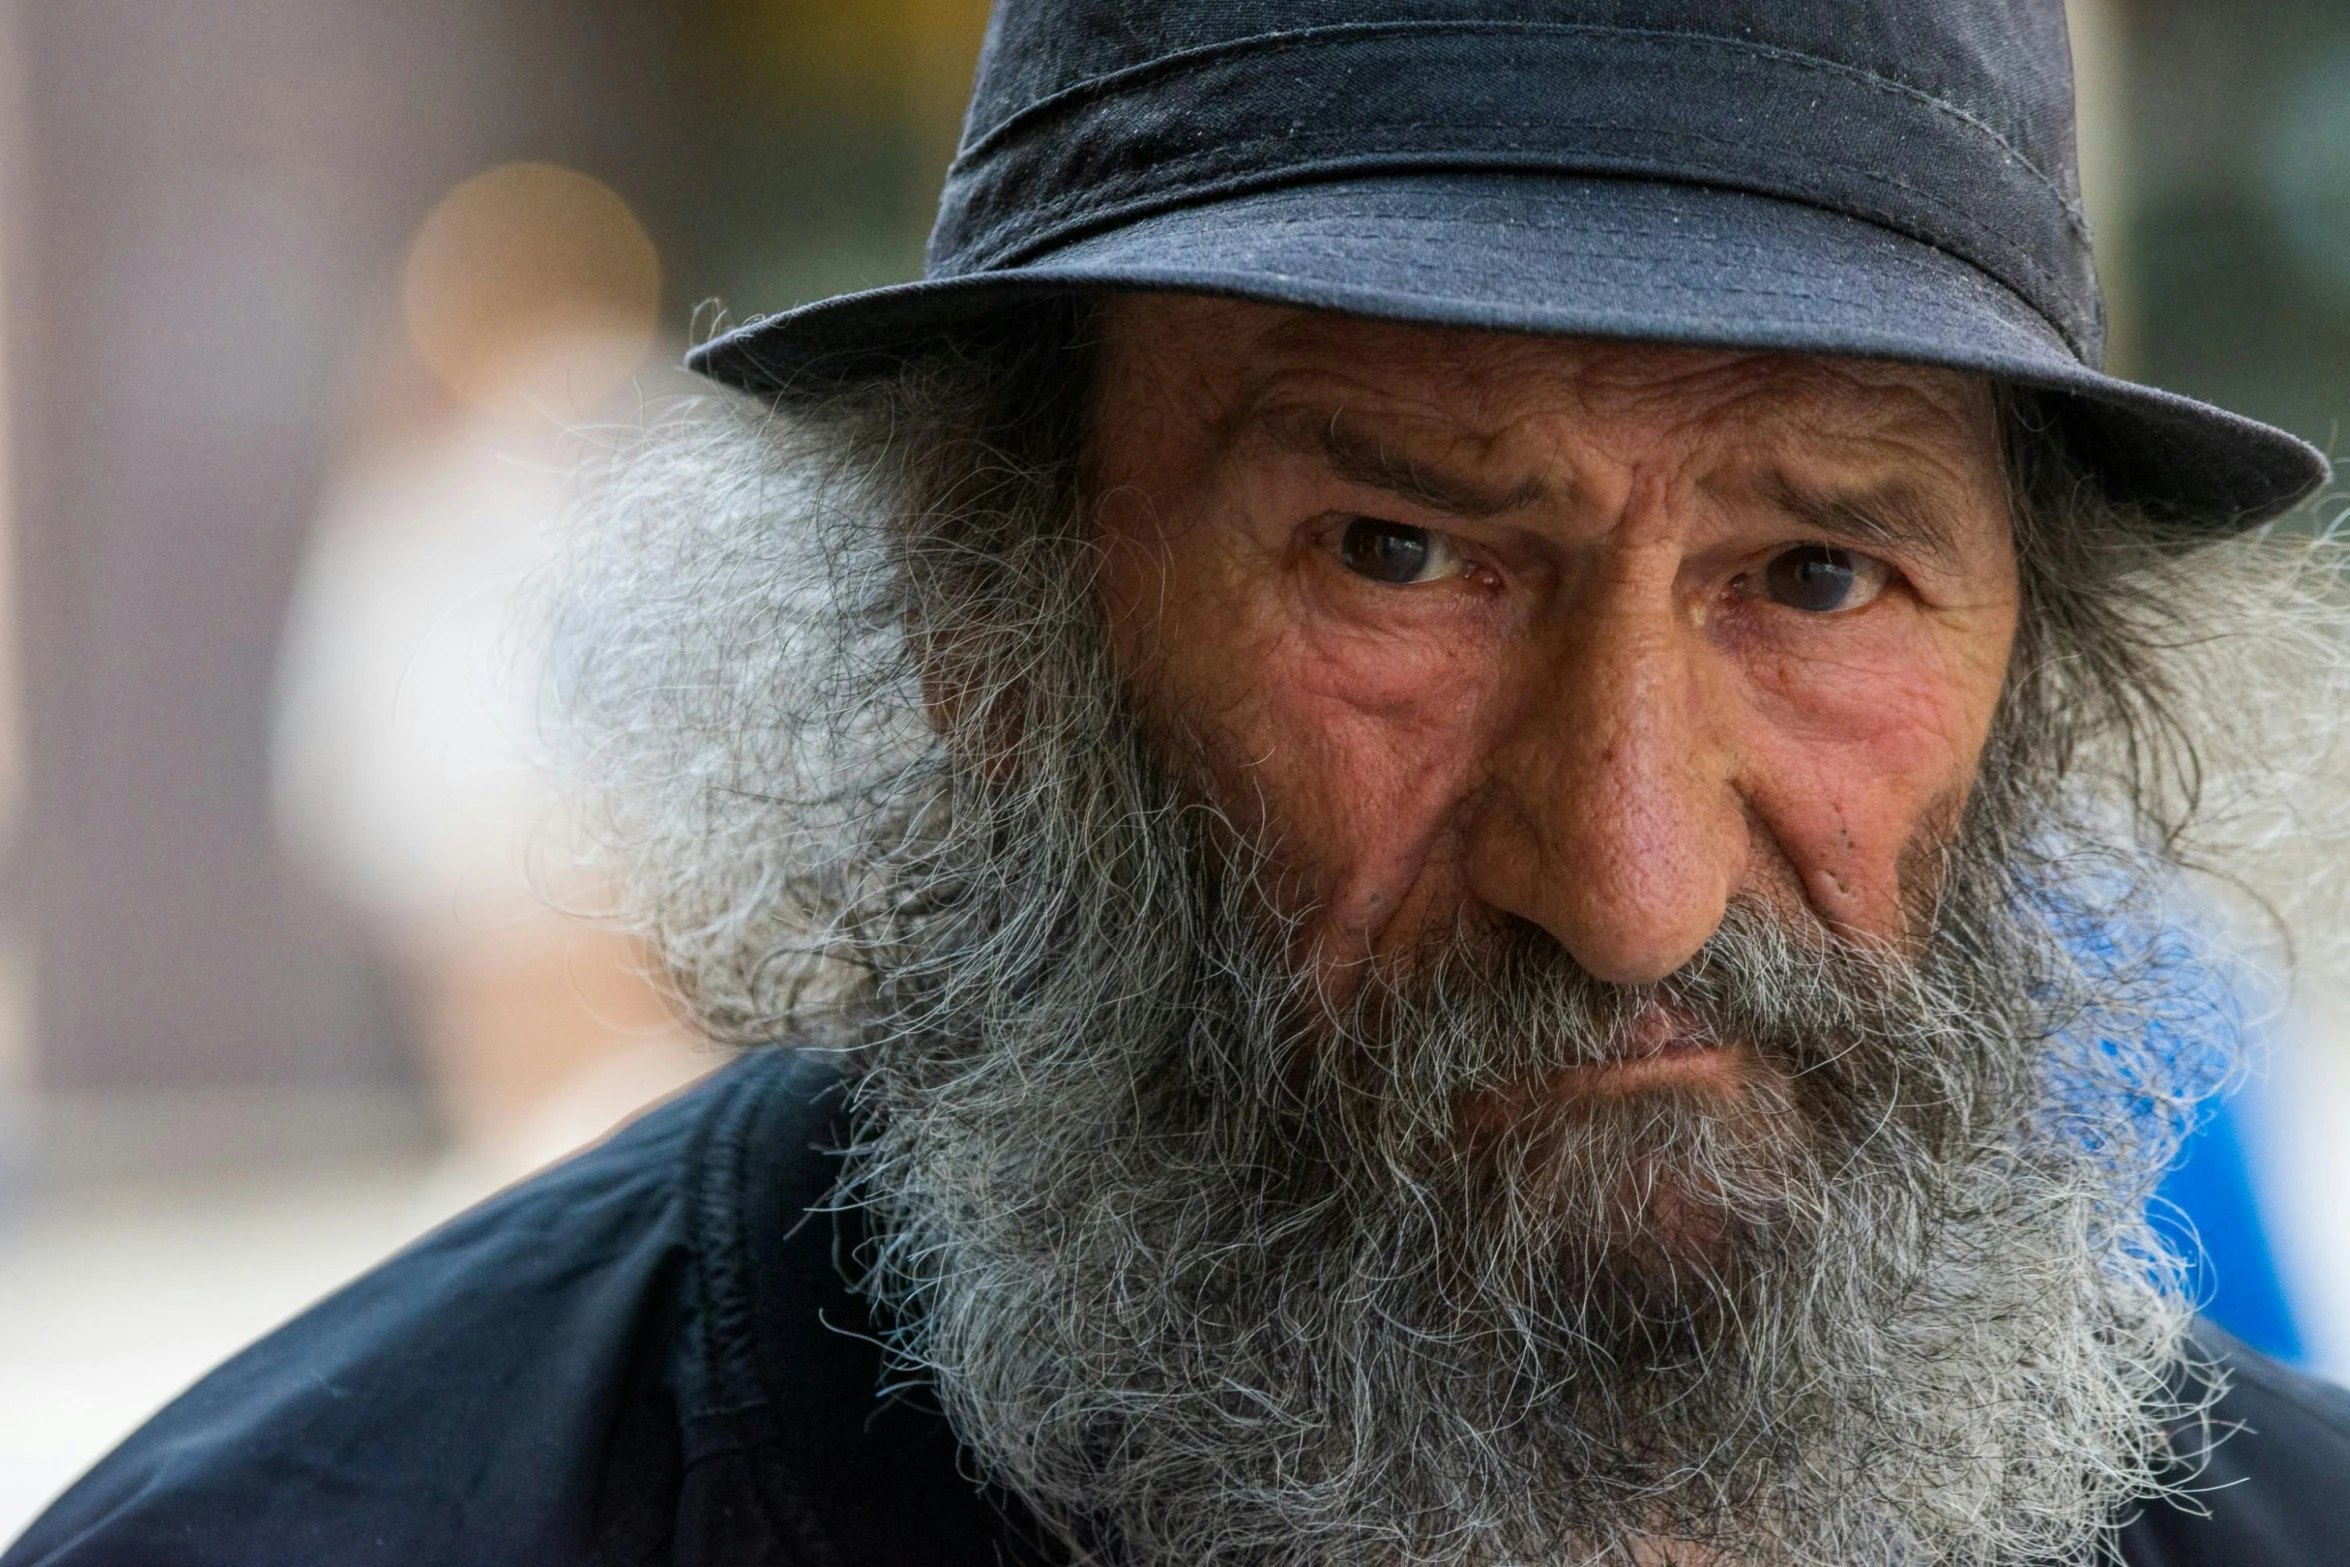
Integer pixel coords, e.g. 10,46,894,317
2121,1323,2350,1565
1,1050,829,1567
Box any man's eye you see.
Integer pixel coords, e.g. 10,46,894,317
1755,544,1890,613
1337,518,1464,585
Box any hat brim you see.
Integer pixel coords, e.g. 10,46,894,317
691,173,2328,530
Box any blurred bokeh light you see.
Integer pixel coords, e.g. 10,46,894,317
401,161,663,416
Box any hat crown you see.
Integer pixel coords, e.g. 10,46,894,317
695,0,2326,530
935,0,2100,363
967,1,2079,175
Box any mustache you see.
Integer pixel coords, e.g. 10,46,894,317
1286,896,2011,1148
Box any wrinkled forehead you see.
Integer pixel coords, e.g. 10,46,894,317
1092,293,2004,490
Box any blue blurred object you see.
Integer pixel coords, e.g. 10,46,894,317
2156,1096,2305,1363
2044,889,2306,1364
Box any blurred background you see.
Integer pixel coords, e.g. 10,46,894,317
0,0,2344,1537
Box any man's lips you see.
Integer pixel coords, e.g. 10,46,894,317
1455,1005,1742,1133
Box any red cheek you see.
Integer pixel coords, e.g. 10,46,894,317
1730,629,1995,934
1252,617,1504,943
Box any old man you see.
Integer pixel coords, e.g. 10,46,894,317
11,1,2350,1563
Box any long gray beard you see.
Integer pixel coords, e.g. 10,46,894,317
843,751,2204,1567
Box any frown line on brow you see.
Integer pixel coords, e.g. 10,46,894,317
1253,404,1554,519
1242,398,1979,566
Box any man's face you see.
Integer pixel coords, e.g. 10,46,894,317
1092,296,2020,1020
809,297,2199,1564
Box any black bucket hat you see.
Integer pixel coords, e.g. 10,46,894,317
691,0,2328,530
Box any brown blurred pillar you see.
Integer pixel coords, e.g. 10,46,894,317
0,0,676,1174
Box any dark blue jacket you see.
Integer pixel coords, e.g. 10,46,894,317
7,1049,2346,1565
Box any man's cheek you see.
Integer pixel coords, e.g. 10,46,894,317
1737,667,1991,933
1255,622,1502,934
1735,620,1999,773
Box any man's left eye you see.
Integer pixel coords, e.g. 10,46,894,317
1749,544,1891,613
1337,517,1466,585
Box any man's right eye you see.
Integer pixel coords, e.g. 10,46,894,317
1337,518,1462,585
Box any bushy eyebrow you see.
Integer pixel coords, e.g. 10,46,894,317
1255,406,1551,519
1765,474,1970,570
1244,403,1979,560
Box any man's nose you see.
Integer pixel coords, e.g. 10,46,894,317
1462,553,1743,985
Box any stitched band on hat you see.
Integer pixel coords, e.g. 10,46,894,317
929,21,2103,365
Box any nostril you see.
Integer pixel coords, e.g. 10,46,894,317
1522,824,1738,985
1459,779,1737,986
